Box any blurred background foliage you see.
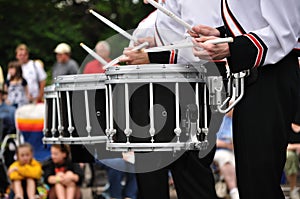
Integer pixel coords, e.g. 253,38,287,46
0,0,154,83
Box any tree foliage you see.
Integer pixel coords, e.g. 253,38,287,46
0,0,154,80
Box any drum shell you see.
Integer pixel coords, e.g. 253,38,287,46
110,81,208,144
44,74,107,140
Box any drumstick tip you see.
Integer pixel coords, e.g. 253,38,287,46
89,9,94,14
80,43,84,46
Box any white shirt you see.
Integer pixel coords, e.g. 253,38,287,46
22,60,47,98
132,10,157,43
155,0,223,64
223,0,300,67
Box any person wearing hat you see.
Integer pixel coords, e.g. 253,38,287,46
52,43,79,81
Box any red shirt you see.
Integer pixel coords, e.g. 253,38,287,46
83,59,110,74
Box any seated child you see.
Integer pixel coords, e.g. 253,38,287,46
7,143,42,199
42,144,83,199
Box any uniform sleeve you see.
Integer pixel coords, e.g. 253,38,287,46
17,159,42,180
228,0,300,73
148,50,177,64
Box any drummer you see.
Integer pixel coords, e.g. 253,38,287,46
119,1,228,199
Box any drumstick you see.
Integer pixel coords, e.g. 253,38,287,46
147,0,233,44
145,37,234,52
89,9,138,43
103,41,149,69
80,43,108,65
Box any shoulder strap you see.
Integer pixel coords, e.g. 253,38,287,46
32,60,40,82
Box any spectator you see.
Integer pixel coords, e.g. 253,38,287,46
214,108,239,199
15,44,47,103
4,61,29,108
83,41,111,74
7,143,42,199
0,84,16,168
52,43,79,80
99,155,138,199
0,86,16,138
284,143,300,199
42,144,84,199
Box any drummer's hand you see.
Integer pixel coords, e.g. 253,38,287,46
188,25,220,38
136,37,156,48
192,36,230,61
119,47,150,65
292,123,300,133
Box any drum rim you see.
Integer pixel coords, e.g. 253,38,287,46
105,63,206,76
43,136,108,144
106,142,186,152
54,73,107,84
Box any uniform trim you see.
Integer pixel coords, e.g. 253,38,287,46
244,33,267,67
222,0,246,37
154,22,164,46
169,49,176,64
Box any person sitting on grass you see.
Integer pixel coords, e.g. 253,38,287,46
7,143,42,199
42,144,84,199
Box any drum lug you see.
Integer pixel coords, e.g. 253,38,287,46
149,128,156,143
174,128,182,143
124,128,133,143
68,127,75,136
58,126,64,137
107,129,116,142
43,128,49,137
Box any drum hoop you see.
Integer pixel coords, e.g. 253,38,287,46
55,83,106,91
53,74,106,91
44,85,56,92
105,78,206,84
43,136,108,145
44,92,58,98
105,64,206,76
106,142,186,152
55,74,107,84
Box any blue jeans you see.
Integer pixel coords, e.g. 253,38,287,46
98,158,137,199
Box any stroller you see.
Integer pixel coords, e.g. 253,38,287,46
0,118,18,198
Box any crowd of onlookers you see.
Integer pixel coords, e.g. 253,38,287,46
0,42,139,199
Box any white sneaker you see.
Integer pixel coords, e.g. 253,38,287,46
290,187,300,199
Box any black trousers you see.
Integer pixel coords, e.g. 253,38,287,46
233,52,300,199
135,148,218,199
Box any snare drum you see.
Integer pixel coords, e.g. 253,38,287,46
43,74,108,145
105,64,210,152
43,84,59,144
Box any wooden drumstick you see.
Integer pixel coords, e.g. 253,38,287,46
145,37,234,52
80,43,108,65
89,9,138,43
